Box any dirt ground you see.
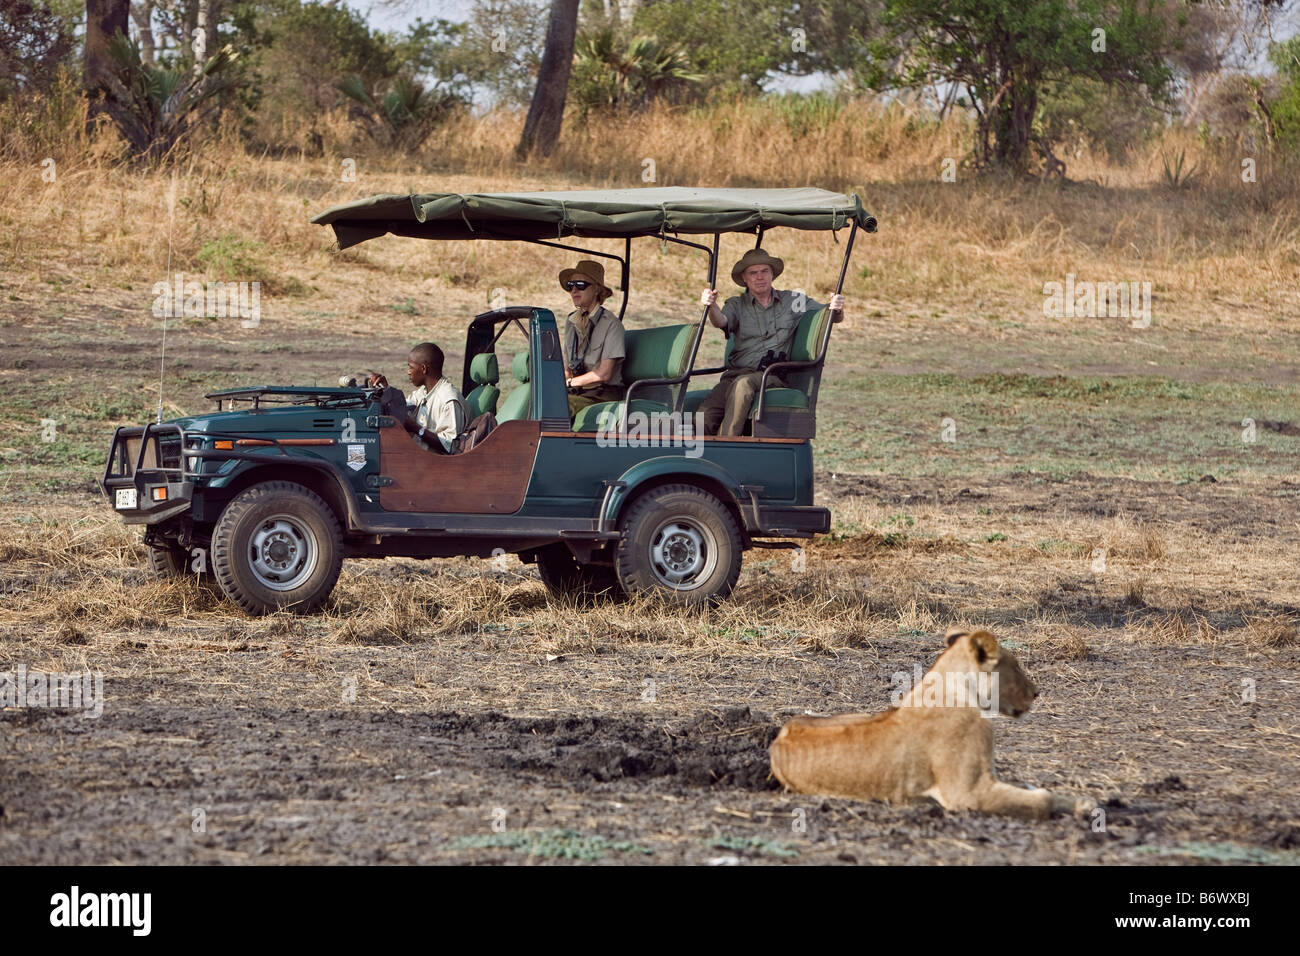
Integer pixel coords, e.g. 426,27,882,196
2,468,1297,865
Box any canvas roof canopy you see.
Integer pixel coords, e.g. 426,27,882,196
312,187,876,249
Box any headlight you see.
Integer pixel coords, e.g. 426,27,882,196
184,437,203,475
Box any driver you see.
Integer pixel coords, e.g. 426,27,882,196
559,259,626,420
368,342,468,453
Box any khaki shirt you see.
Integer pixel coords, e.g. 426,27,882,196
720,289,824,371
564,305,626,387
408,377,467,452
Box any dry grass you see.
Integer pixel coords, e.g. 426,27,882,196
1242,612,1300,648
2,98,1297,336
2,482,1294,668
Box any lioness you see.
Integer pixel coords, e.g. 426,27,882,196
769,627,1093,819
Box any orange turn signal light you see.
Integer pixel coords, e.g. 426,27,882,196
214,440,233,450
151,487,168,502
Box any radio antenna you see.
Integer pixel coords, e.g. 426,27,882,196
157,173,177,424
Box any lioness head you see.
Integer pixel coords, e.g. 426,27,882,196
943,627,1039,717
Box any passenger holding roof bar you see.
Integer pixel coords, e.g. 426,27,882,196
698,248,846,436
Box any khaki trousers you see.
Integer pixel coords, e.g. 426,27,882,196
568,384,625,421
698,368,785,436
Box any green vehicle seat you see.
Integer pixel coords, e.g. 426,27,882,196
496,352,532,422
682,306,829,421
571,323,695,431
465,352,500,417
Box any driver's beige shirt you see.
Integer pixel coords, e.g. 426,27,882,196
407,377,467,452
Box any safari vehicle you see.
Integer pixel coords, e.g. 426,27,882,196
101,188,876,614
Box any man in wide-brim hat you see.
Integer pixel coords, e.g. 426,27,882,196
559,259,627,419
697,248,846,436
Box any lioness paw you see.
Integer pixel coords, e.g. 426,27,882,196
1050,793,1094,817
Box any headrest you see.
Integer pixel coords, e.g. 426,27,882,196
512,351,530,383
470,352,499,385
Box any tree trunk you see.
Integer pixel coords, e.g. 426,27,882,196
515,0,580,160
992,84,1036,173
85,0,130,118
193,0,208,74
131,0,156,67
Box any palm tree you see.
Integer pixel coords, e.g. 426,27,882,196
100,33,239,163
338,74,461,152
573,27,703,115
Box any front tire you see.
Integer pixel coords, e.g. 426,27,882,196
146,539,216,585
536,544,625,604
210,481,343,615
614,483,742,605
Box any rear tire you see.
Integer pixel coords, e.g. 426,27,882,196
536,544,625,604
614,483,742,605
211,481,343,615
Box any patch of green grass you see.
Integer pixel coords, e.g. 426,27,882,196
707,624,767,642
1036,538,1074,553
816,371,1298,482
1135,842,1300,865
196,236,307,296
984,532,1008,543
197,236,274,283
388,298,419,315
711,835,798,858
452,828,653,860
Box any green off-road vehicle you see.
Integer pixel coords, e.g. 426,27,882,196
101,188,876,614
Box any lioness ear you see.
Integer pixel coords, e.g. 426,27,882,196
944,626,969,647
968,630,1000,665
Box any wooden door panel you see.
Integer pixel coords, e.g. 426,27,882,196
378,419,540,514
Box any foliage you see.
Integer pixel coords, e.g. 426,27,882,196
0,0,77,99
1036,75,1163,162
570,25,703,115
863,0,1177,174
100,32,241,163
454,0,551,108
1159,148,1199,189
776,0,882,78
630,0,787,96
1269,37,1300,151
338,72,463,151
250,0,394,131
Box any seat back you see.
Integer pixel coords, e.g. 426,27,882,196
464,352,500,417
781,306,831,397
622,323,695,406
496,352,531,422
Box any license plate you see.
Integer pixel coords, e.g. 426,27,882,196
115,488,137,510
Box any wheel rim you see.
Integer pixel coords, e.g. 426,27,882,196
247,513,319,591
648,517,717,590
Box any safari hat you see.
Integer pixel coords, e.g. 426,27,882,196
558,259,612,300
731,248,785,287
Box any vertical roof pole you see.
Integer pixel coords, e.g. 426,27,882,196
834,220,858,296
674,232,719,414
617,236,631,323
